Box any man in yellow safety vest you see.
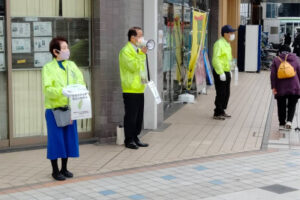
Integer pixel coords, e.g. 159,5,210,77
119,27,149,149
212,25,236,120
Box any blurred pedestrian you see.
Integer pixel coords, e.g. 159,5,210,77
42,36,86,181
284,33,291,46
292,34,300,57
271,44,300,130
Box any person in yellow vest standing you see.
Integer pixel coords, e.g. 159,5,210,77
212,25,236,120
119,27,149,149
42,37,85,181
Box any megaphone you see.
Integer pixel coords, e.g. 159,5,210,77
138,38,156,50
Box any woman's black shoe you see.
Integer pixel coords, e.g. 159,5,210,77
52,172,66,181
60,170,73,178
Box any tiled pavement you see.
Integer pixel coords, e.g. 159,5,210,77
0,71,272,190
1,150,300,199
2,71,300,199
267,90,300,150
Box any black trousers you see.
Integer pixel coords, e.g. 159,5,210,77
276,95,299,125
213,70,231,116
123,93,144,144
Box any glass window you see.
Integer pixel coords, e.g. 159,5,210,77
10,0,91,138
267,4,272,18
240,3,251,25
279,3,300,17
266,3,279,19
162,0,209,108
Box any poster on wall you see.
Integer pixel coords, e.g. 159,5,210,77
34,37,52,52
0,37,5,51
11,23,30,37
0,53,4,70
34,52,52,67
33,22,52,36
12,39,31,53
0,20,4,36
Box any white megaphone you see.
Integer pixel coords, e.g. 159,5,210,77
138,38,155,50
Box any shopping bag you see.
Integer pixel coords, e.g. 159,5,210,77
147,80,162,104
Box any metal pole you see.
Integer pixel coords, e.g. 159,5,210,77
146,54,150,81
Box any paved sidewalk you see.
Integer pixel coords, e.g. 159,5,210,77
0,71,272,191
1,149,300,200
267,94,300,150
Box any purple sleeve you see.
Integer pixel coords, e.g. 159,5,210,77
295,56,300,81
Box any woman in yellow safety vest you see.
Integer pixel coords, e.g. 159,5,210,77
42,36,85,181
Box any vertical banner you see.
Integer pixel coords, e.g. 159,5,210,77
187,11,207,90
194,50,206,93
174,16,183,84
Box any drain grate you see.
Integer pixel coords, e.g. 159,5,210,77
260,184,298,194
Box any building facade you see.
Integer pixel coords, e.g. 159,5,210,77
0,0,240,149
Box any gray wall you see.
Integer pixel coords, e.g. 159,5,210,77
92,0,144,142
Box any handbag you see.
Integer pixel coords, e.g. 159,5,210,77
52,106,71,127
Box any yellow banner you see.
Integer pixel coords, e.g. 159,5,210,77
187,11,207,90
174,16,183,83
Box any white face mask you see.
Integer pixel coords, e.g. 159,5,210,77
136,37,145,48
229,34,235,41
56,49,70,60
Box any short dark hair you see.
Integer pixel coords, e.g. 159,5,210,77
127,27,142,41
49,36,69,58
279,44,291,53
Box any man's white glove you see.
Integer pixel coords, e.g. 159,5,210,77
220,73,226,81
230,71,232,78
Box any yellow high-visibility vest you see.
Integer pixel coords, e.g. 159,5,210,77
119,42,146,93
42,59,85,109
212,37,232,75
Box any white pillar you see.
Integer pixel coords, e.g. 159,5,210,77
143,0,158,129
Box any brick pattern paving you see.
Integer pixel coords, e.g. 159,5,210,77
0,72,272,190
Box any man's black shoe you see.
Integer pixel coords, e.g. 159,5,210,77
134,138,149,147
125,142,139,149
60,170,73,178
213,115,225,120
52,172,66,181
222,113,231,118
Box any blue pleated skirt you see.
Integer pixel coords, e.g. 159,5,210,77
45,109,79,160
